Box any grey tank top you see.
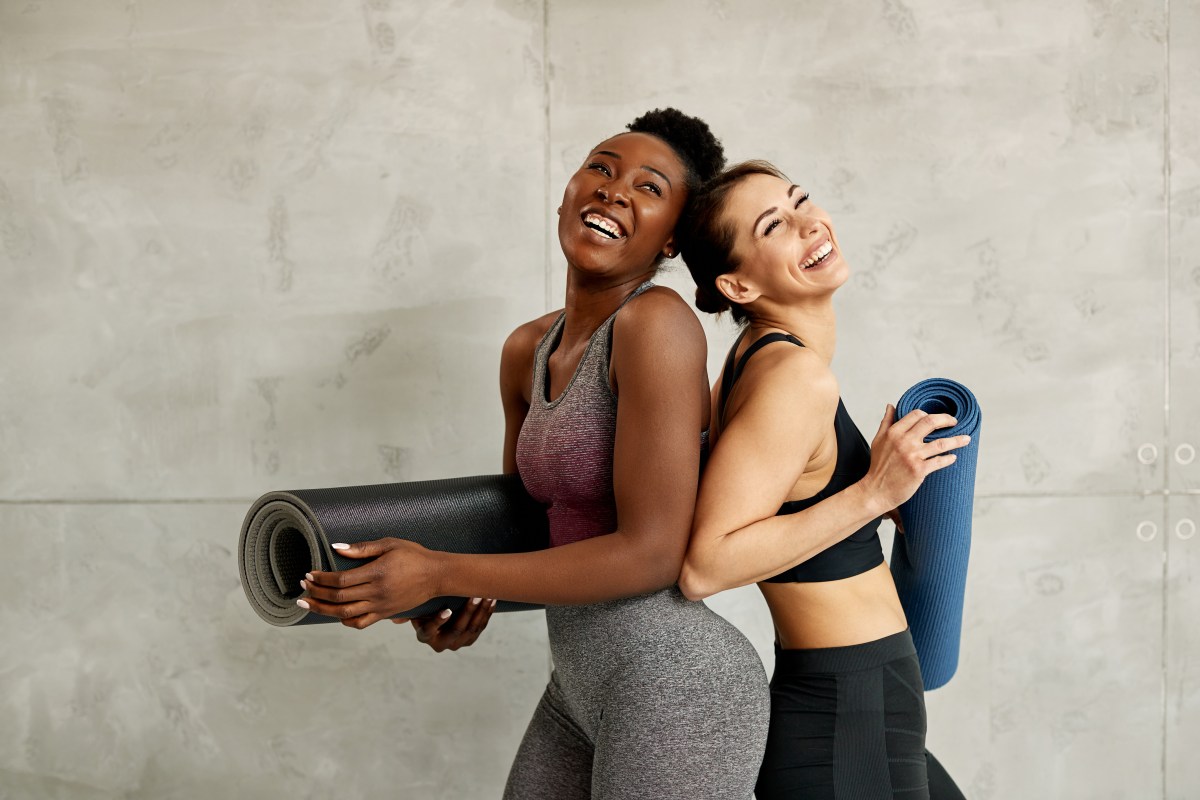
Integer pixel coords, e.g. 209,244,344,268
515,282,653,547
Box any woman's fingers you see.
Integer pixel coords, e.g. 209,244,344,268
296,594,374,621
326,538,396,559
922,452,959,474
890,408,958,437
300,577,373,604
412,609,454,643
409,599,497,652
874,404,897,440
457,598,497,639
919,434,972,460
305,561,380,591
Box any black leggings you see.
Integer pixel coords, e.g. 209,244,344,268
756,629,965,800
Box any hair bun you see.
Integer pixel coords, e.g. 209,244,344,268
694,285,729,314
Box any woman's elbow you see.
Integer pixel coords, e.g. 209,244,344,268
677,558,715,602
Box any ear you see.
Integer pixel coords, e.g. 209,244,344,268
715,272,760,306
660,235,677,260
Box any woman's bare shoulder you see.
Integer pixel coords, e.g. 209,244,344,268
502,311,561,360
729,337,839,421
615,284,704,342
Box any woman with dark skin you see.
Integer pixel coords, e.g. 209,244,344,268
295,110,772,799
297,120,960,797
678,161,968,799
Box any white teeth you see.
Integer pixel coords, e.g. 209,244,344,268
802,241,834,268
584,213,624,239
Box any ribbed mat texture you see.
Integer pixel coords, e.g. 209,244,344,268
239,474,549,627
891,378,981,690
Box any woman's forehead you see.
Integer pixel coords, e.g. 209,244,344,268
589,132,685,177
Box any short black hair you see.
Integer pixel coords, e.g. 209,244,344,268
625,108,726,193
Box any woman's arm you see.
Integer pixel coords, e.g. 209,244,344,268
301,289,709,626
678,348,966,601
435,288,708,600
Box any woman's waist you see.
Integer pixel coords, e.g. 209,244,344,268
545,586,752,653
760,563,908,650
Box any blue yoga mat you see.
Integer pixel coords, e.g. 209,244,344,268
890,378,981,690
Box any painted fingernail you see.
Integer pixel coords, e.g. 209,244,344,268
331,543,350,551
471,597,481,605
296,599,311,610
490,599,498,608
439,609,453,619
305,573,314,581
299,579,307,590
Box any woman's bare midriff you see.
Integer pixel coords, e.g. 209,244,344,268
759,561,908,650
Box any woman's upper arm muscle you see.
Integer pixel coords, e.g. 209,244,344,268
692,347,839,546
499,314,556,474
609,288,709,571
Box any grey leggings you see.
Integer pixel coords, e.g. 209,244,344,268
503,588,770,800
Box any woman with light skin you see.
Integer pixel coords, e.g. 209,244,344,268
295,121,964,796
677,161,969,799
294,109,772,800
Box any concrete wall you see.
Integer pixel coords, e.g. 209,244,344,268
1,1,1194,797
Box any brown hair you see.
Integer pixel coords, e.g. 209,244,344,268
678,160,789,324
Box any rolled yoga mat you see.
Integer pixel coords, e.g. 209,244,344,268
890,378,981,690
239,473,549,627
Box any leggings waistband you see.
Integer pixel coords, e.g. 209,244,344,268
774,629,916,674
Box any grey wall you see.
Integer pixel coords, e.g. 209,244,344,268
1,1,1195,798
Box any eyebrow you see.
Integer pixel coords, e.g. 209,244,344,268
590,150,674,189
753,206,778,233
752,185,803,233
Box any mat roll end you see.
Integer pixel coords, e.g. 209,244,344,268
238,474,550,627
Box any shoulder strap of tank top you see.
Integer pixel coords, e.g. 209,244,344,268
717,331,805,420
604,280,655,352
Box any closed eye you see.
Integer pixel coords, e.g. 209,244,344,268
762,192,812,235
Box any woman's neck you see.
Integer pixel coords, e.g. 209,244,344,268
559,267,655,343
748,298,837,365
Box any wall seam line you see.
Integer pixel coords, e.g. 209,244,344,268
1161,0,1172,795
542,0,552,314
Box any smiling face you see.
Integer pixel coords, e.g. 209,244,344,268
714,172,849,308
557,132,689,281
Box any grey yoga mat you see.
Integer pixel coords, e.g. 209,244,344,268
238,474,549,627
890,378,982,690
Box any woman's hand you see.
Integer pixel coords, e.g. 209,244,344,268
864,404,972,514
399,597,497,652
298,538,442,629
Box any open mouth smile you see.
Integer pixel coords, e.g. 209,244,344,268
582,212,626,240
800,240,834,269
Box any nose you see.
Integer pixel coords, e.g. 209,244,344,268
795,209,821,239
596,183,629,207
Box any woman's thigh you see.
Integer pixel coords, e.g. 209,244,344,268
503,678,594,800
756,650,929,800
590,666,770,800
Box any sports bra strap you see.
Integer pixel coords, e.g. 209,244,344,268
717,330,805,421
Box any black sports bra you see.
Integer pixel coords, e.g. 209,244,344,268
718,331,884,583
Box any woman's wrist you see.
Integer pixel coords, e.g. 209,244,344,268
426,548,452,599
848,479,890,521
